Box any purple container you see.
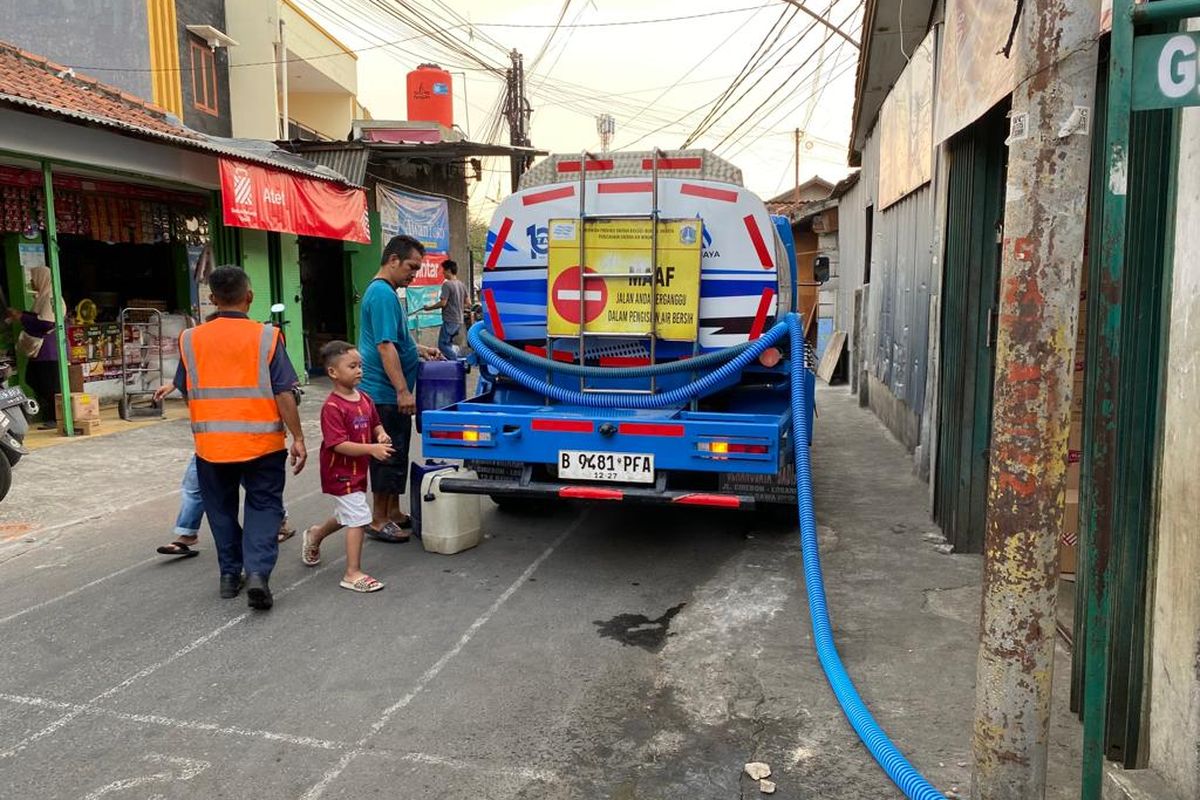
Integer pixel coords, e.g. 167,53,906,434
415,359,466,434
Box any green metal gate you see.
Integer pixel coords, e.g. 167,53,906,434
934,106,1009,553
1078,1,1184,793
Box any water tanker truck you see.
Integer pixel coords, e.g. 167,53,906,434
420,149,816,515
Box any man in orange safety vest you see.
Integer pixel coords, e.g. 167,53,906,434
170,266,307,610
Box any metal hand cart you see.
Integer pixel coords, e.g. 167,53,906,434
118,307,165,420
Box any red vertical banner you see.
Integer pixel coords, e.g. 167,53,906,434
219,159,370,243
411,252,447,287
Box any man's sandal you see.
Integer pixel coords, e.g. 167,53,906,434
339,575,385,593
365,521,410,543
156,541,200,558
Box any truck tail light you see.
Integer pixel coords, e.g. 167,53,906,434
429,427,492,442
697,441,769,454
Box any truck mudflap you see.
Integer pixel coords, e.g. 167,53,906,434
438,476,757,510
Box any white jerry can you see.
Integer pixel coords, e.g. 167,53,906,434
419,467,483,555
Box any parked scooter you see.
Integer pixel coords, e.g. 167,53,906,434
0,356,37,502
265,303,303,406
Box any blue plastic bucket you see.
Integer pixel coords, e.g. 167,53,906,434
415,360,466,433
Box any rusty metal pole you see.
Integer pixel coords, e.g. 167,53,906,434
970,0,1099,796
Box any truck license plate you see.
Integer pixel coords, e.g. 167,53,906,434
559,450,654,484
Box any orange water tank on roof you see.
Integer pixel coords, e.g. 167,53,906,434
407,64,453,129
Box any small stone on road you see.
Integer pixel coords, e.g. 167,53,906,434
744,762,772,780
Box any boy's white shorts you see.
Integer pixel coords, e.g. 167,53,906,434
333,492,372,528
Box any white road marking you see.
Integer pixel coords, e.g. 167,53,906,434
81,754,210,800
0,692,559,784
375,750,560,784
0,693,347,751
0,557,344,760
0,556,159,626
300,515,587,799
0,485,325,624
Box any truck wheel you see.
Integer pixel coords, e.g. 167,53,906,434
0,453,12,503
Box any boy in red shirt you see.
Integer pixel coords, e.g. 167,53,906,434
302,341,394,592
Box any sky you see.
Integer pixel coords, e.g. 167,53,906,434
296,0,863,219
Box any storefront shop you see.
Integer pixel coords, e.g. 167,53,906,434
0,165,212,406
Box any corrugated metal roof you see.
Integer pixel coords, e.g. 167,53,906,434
288,145,370,185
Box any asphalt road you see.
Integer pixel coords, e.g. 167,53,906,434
0,387,1082,799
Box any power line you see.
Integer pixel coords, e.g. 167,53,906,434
708,3,863,151
720,44,860,159
463,4,774,28
682,5,799,148
685,3,827,147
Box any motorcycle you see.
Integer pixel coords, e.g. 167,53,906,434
266,303,303,406
0,356,37,502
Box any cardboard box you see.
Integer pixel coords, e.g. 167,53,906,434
1060,494,1080,575
57,417,101,436
1059,540,1077,574
67,363,84,394
53,392,100,422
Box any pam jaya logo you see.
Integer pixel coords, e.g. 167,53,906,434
232,166,254,208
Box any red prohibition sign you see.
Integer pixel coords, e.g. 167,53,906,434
551,265,607,324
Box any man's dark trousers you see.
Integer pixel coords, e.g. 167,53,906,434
196,450,287,578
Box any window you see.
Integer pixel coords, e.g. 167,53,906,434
189,40,218,116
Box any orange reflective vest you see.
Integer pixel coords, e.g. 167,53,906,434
180,317,286,463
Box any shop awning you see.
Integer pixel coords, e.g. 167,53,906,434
218,158,369,244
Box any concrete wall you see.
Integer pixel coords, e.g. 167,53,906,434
1148,98,1200,800
225,0,280,139
288,92,354,140
176,0,232,136
834,126,938,455
280,0,356,94
0,0,152,99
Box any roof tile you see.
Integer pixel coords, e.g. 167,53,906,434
0,39,201,141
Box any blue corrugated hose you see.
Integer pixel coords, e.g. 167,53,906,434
467,316,944,799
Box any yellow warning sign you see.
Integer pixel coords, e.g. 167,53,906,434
546,218,702,341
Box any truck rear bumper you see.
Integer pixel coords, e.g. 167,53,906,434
439,477,757,510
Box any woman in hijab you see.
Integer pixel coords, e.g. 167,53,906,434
7,266,65,429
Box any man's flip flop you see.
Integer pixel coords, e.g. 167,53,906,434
340,575,385,593
365,522,410,543
156,542,200,558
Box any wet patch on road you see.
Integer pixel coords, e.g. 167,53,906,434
593,603,686,651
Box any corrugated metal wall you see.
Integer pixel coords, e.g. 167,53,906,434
836,128,938,442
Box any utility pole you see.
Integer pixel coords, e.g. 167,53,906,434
504,49,532,193
597,113,615,153
971,0,1099,796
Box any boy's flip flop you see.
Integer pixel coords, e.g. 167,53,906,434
156,541,200,558
340,575,385,593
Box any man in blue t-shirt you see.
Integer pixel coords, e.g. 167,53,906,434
359,234,443,541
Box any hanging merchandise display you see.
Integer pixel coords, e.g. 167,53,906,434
0,164,208,402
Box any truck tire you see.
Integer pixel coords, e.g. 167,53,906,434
0,453,12,503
